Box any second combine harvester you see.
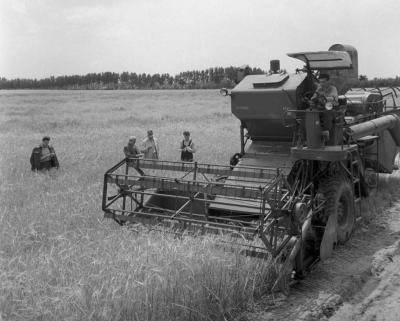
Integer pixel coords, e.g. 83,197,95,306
102,44,400,281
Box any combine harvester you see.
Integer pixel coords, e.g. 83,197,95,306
102,44,400,283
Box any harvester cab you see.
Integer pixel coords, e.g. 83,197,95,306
287,50,352,149
102,44,400,287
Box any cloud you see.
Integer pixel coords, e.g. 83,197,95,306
10,1,28,15
65,5,110,23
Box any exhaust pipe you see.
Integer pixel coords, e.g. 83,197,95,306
270,60,280,73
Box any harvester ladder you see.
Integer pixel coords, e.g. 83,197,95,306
349,150,362,216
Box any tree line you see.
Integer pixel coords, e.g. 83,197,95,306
0,67,264,90
1,69,399,90
355,75,400,89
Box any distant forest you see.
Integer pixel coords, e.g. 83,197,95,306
0,67,399,90
0,67,264,90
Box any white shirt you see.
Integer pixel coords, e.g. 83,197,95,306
142,137,159,159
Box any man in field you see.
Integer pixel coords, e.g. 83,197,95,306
179,131,196,162
123,136,142,158
142,130,159,159
30,136,59,171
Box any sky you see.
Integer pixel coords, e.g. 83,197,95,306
1,0,399,79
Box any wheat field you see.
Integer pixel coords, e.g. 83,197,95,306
0,89,279,321
2,89,399,321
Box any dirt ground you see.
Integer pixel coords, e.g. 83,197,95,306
330,242,400,321
242,183,400,321
329,209,400,321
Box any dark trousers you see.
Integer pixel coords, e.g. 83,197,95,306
39,160,52,170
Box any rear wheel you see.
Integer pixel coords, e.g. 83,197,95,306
318,176,355,259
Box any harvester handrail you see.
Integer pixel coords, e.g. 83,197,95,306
123,158,282,180
105,182,272,214
104,158,126,174
106,172,283,200
285,109,333,113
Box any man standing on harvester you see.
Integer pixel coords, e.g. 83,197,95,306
123,136,142,158
142,130,159,159
309,73,339,144
311,73,338,107
30,136,59,171
179,131,196,162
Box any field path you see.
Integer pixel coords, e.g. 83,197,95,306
242,175,400,321
328,205,400,321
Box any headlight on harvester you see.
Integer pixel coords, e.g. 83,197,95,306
219,88,230,96
325,102,333,110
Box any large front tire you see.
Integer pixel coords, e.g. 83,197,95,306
318,177,355,259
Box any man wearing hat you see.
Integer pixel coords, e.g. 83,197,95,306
310,74,339,145
123,136,142,158
30,136,59,171
141,130,159,159
311,73,338,107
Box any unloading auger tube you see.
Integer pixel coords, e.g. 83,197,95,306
102,158,323,278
